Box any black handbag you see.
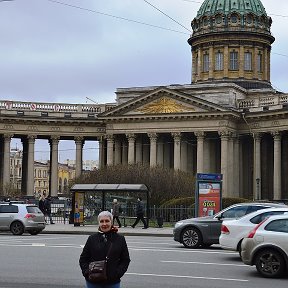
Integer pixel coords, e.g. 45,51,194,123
88,243,112,283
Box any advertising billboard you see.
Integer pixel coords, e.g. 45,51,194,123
196,174,222,217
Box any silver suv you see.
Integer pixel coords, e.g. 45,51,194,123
241,214,288,278
0,202,46,235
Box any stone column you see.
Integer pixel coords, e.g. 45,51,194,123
106,135,114,166
253,133,262,200
195,131,205,173
208,46,214,79
135,137,143,163
272,131,282,200
253,47,258,79
224,46,229,78
74,136,83,178
197,49,202,81
126,133,136,165
27,135,36,196
98,136,105,169
2,134,13,195
233,134,240,198
148,133,157,167
239,46,245,78
114,138,122,165
49,136,59,197
172,132,181,170
180,138,188,172
219,130,230,197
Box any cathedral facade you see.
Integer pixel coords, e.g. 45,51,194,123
98,0,288,201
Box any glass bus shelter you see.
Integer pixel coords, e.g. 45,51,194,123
70,183,149,226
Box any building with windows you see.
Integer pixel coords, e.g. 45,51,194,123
1,0,288,202
97,0,288,201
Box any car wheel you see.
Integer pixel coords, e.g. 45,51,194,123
29,230,41,235
181,227,202,248
10,221,25,235
255,249,285,278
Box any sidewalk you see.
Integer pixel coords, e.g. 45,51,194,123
42,223,174,237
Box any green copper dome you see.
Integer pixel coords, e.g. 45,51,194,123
196,0,267,18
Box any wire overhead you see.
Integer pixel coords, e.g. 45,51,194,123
143,0,192,33
46,0,189,35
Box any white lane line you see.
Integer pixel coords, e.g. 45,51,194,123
32,243,45,247
126,272,248,282
128,247,237,254
161,260,247,267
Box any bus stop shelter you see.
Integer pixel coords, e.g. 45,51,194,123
70,183,149,226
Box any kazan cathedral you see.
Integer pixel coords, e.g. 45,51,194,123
99,0,288,201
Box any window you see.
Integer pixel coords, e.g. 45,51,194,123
203,53,209,72
244,52,252,71
215,51,223,70
250,211,287,224
230,51,238,70
221,206,248,219
257,53,263,72
0,205,18,213
265,219,288,233
38,170,42,178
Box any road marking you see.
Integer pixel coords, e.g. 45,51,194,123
161,260,247,267
32,243,45,247
126,272,248,282
128,247,237,254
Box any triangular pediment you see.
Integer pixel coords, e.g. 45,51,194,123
99,87,230,118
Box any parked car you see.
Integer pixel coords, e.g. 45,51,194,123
0,202,46,235
220,207,288,254
173,202,287,248
241,214,288,278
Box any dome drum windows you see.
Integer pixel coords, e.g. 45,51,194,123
215,51,224,71
203,52,209,72
244,51,252,71
230,50,239,71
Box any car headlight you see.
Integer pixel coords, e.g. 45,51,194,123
175,221,183,228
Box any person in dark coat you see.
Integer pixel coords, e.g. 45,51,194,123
112,199,122,228
79,211,130,288
44,195,55,224
131,197,148,229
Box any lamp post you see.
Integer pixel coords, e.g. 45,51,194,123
256,178,260,200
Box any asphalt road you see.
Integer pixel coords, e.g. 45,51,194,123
0,233,287,288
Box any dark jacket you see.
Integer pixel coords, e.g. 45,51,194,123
136,200,144,216
79,229,130,284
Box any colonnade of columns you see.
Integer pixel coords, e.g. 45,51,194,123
0,135,86,197
0,129,286,200
101,130,285,200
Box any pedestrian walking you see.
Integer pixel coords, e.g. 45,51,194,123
44,195,55,224
79,210,130,288
131,197,148,229
112,199,122,228
38,192,46,215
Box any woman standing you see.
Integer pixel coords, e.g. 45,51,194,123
79,211,130,288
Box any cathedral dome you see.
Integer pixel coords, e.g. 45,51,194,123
188,0,275,89
190,0,273,37
196,0,267,18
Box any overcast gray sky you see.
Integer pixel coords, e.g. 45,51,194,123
1,0,287,161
